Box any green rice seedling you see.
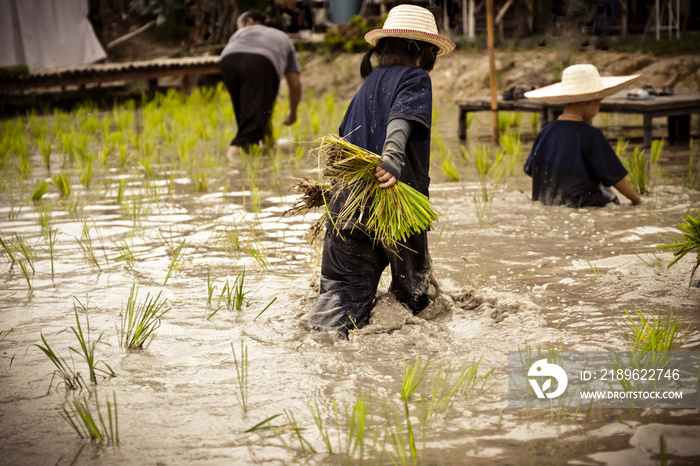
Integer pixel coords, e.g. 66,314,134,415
615,138,629,159
401,354,430,463
39,134,51,169
658,209,700,287
52,173,71,198
0,328,12,344
458,145,472,163
116,179,127,204
498,112,521,133
317,136,440,250
379,403,409,465
30,180,49,201
618,309,689,352
119,284,170,349
163,238,187,285
218,268,249,311
44,227,58,279
61,132,75,161
75,220,103,272
474,144,492,176
424,357,494,420
244,413,284,433
585,260,601,277
231,340,249,413
651,138,664,163
441,156,460,181
344,395,373,463
308,401,333,453
118,143,128,166
206,268,217,305
36,199,53,233
246,241,271,272
12,233,36,273
660,435,667,466
35,332,86,392
283,409,317,456
192,173,207,192
473,182,492,229
78,152,95,189
624,147,648,194
112,236,137,270
635,251,664,269
531,112,540,134
500,134,523,176
17,259,32,291
0,234,16,263
254,297,277,321
60,388,119,444
682,139,698,190
69,297,115,383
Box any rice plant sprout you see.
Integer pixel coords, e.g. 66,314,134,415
60,388,119,444
232,340,249,413
35,333,86,392
619,309,689,352
119,284,170,349
400,354,430,463
69,297,115,383
658,210,700,288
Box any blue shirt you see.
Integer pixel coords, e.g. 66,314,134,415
330,65,433,229
339,65,432,194
524,120,628,207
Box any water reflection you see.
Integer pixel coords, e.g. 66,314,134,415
0,96,698,465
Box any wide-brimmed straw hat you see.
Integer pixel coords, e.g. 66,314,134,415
364,5,455,57
524,64,640,104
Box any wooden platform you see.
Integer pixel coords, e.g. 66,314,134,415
0,56,222,93
456,92,700,147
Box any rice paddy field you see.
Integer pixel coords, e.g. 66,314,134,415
1,83,699,465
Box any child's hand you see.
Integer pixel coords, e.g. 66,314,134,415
375,166,397,188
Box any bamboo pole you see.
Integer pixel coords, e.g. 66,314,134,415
486,0,499,146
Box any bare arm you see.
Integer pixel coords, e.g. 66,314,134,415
283,71,301,125
614,178,643,205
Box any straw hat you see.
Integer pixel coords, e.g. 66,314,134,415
524,64,640,104
364,5,455,57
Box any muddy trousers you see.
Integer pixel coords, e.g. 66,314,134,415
220,52,279,149
308,228,432,337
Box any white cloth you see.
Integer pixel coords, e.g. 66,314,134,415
0,0,106,70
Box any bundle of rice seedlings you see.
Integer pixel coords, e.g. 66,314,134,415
315,135,439,249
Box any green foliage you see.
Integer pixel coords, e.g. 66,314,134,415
30,181,49,201
323,15,385,53
658,210,700,287
624,147,649,194
60,388,119,444
119,284,170,349
69,297,116,384
618,309,689,352
232,340,249,413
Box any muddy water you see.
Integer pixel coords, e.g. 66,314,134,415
1,101,699,465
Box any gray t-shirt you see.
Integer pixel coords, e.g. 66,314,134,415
221,25,301,80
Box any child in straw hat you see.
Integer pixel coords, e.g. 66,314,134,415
308,4,455,338
524,64,643,207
